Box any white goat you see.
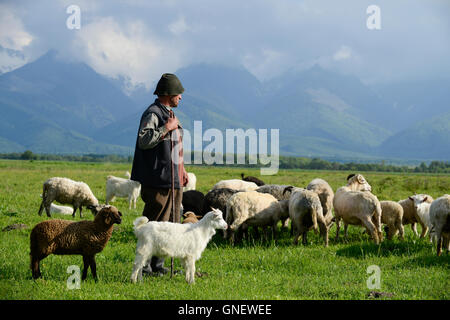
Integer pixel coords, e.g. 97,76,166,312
130,208,228,284
106,173,141,209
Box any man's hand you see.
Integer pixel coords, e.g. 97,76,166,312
165,117,179,132
182,169,189,187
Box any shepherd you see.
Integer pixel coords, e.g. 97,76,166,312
130,73,189,276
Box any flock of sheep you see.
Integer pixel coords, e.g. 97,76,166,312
29,170,450,284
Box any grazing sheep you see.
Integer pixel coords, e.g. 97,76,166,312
211,179,258,192
241,173,265,186
182,211,202,224
333,174,383,244
429,195,450,256
240,200,290,240
130,208,228,284
256,184,293,228
106,174,141,209
183,172,197,191
398,194,433,237
225,191,279,243
182,190,205,216
202,188,239,216
306,178,335,228
409,194,433,238
30,205,122,280
38,177,99,218
379,201,404,240
284,186,330,246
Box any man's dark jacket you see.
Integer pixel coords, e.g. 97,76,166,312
130,100,183,189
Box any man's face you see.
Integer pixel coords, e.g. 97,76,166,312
169,94,182,107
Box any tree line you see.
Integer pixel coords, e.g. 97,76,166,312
0,150,449,173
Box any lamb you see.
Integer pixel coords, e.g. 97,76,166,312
130,208,228,284
429,194,450,256
182,211,202,224
182,190,205,216
379,201,405,240
241,173,265,186
284,186,330,246
225,191,279,243
398,194,433,237
409,194,433,239
240,199,290,240
306,178,335,229
50,203,74,215
30,205,122,280
38,177,99,218
211,179,258,192
106,173,141,209
333,174,383,244
183,172,197,191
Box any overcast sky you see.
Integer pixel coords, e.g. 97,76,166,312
1,0,449,89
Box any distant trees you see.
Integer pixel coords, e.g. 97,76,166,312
0,151,448,173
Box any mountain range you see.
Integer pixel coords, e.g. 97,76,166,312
0,50,448,162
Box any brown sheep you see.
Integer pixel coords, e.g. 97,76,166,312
30,205,122,281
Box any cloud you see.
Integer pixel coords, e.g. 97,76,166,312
0,5,33,51
73,17,183,89
333,46,352,61
168,16,189,35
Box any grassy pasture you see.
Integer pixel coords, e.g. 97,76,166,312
0,159,449,300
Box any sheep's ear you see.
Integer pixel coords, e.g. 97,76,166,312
346,174,355,181
283,186,293,195
408,196,414,201
118,211,123,217
196,215,202,219
423,196,427,202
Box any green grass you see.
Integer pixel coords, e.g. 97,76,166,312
0,159,449,300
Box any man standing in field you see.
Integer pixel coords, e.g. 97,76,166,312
131,73,188,275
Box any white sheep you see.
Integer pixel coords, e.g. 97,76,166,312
240,199,290,240
212,179,258,192
409,194,433,239
333,174,383,244
306,178,335,228
38,177,99,218
379,201,404,240
256,184,292,228
285,186,330,246
398,194,434,237
130,208,228,284
183,172,197,191
106,174,141,209
429,194,450,256
225,191,279,243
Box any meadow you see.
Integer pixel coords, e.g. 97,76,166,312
0,159,449,300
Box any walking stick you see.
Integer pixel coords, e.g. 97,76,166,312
169,110,175,279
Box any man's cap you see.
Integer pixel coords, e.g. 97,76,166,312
153,73,184,96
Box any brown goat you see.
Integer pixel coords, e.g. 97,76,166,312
30,205,122,281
